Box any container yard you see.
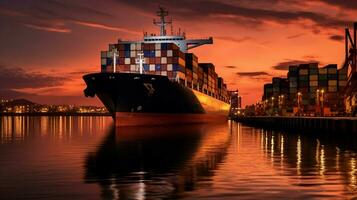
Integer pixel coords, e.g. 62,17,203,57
240,22,357,118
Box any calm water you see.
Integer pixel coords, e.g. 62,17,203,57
1,116,357,199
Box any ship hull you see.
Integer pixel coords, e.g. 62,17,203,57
83,73,230,126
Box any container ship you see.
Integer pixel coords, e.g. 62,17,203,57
83,7,231,126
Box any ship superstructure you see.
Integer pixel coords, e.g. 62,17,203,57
83,7,233,126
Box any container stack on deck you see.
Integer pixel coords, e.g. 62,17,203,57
100,41,230,103
101,42,186,83
262,63,347,116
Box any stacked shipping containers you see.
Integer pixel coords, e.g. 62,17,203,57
263,62,347,115
100,41,230,103
102,42,186,82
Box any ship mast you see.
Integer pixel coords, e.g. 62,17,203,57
153,7,172,36
135,51,146,74
112,48,118,73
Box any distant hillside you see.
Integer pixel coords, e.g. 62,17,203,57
3,99,38,106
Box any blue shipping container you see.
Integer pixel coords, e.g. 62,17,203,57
173,64,185,72
144,50,150,57
161,43,168,50
124,44,131,51
143,64,149,71
155,64,161,71
106,58,113,65
125,51,130,57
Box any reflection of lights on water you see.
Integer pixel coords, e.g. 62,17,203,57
296,137,301,175
315,139,320,165
280,135,284,162
319,145,326,176
336,147,340,171
349,158,357,191
271,135,274,158
109,177,119,200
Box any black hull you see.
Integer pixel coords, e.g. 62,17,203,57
83,73,230,125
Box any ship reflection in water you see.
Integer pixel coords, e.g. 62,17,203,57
2,116,357,199
84,124,232,199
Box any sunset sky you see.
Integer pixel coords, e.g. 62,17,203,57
0,0,356,106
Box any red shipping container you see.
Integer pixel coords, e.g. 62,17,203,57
155,57,161,63
161,64,167,71
161,50,167,57
118,65,125,71
118,44,125,51
119,51,125,58
149,58,155,64
143,44,149,50
119,58,125,64
167,71,173,76
167,57,173,64
155,71,161,75
173,50,179,57
131,58,135,64
172,57,178,64
149,44,155,50
124,65,130,71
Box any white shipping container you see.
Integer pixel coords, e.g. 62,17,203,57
101,58,107,65
130,64,136,71
149,64,155,71
328,68,337,74
167,64,173,71
130,43,136,50
161,71,167,76
125,58,131,64
130,51,136,57
339,80,347,86
309,81,318,87
319,68,327,74
299,69,308,75
161,57,167,64
310,75,318,81
155,43,161,50
167,50,173,57
155,50,161,57
328,80,337,86
328,86,337,92
107,51,114,58
136,43,142,50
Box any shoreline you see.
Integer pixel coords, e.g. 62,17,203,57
0,113,112,116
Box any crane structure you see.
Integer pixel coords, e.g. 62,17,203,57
343,22,357,115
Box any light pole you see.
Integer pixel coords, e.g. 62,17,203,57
321,89,325,116
297,92,302,116
316,89,320,116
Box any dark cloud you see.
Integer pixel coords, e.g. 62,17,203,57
0,64,68,92
224,65,238,69
236,71,270,77
116,0,352,30
329,34,344,41
318,0,357,10
286,33,305,39
0,0,138,34
272,59,319,70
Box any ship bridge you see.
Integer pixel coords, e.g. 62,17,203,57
142,7,213,52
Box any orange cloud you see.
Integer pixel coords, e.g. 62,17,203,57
24,24,71,33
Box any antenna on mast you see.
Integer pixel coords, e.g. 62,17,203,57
153,6,172,36
135,51,146,74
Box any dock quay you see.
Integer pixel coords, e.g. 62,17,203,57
233,116,357,134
